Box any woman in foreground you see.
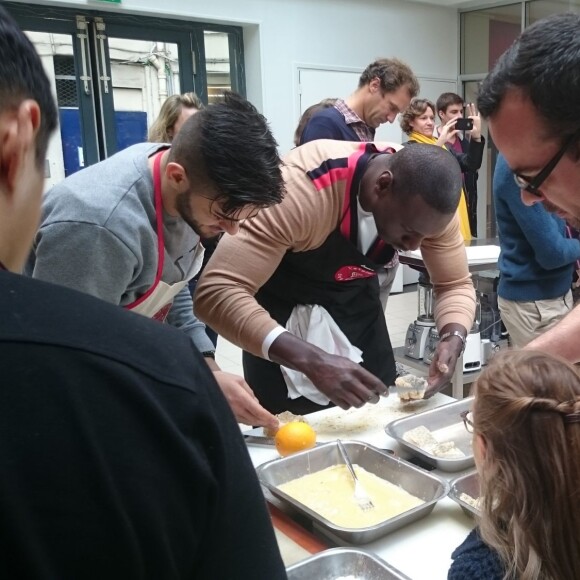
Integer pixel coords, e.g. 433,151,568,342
449,349,580,579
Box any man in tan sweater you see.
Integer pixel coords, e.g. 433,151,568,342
195,140,476,414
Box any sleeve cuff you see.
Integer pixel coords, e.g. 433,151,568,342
262,326,288,360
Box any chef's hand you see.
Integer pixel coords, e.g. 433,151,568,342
424,328,466,399
268,332,388,410
305,352,389,409
213,370,280,431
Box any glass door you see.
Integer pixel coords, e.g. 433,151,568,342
93,18,194,157
5,2,243,186
21,18,100,188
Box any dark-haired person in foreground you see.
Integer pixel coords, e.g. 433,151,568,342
477,12,580,364
26,90,284,431
0,6,285,578
195,140,476,413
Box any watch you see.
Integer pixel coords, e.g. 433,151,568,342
439,331,466,354
201,350,216,359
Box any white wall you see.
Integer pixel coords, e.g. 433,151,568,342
16,0,459,153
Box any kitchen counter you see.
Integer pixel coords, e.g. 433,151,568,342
245,393,475,579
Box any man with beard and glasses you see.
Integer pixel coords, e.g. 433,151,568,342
494,154,580,348
478,12,580,362
26,92,284,431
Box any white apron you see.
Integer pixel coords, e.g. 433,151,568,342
126,151,204,322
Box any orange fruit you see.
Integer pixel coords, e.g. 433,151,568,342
274,421,317,457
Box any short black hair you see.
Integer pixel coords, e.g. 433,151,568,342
390,144,462,214
0,6,58,166
478,13,580,140
436,92,463,116
169,91,285,215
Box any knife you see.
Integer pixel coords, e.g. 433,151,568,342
243,434,325,448
243,434,277,447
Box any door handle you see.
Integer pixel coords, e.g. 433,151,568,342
75,16,91,95
94,17,111,94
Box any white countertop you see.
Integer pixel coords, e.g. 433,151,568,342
401,244,500,267
246,394,475,580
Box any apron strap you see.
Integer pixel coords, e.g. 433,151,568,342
127,150,166,309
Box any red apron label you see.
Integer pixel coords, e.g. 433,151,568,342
334,265,376,282
152,302,172,322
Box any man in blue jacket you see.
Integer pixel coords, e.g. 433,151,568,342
299,58,418,145
494,154,580,348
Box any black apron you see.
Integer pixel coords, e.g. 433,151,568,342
244,166,397,414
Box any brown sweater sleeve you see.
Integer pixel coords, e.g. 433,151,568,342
194,166,342,357
421,213,476,333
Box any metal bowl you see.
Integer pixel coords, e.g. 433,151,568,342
256,440,448,545
448,469,481,518
385,397,475,472
286,547,411,580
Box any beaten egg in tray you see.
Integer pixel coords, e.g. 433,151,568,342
256,440,448,545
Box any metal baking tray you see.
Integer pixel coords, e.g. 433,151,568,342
286,547,411,580
385,397,475,472
449,469,481,518
256,440,448,545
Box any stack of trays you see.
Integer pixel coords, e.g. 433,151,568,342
385,397,475,472
256,440,449,545
286,547,410,579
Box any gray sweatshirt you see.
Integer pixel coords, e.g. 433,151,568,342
26,143,215,353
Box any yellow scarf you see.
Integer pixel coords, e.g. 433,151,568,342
407,131,472,241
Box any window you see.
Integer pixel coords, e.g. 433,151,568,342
461,4,521,75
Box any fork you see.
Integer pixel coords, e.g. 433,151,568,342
336,439,375,511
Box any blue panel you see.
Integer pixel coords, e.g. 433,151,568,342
59,108,83,177
115,111,148,152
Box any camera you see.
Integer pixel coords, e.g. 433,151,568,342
455,118,474,131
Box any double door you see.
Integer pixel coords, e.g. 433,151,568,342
6,3,243,187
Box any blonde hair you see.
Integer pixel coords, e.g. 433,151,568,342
473,350,580,579
148,92,204,143
400,97,435,135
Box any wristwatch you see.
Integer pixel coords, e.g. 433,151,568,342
439,331,466,354
201,351,216,359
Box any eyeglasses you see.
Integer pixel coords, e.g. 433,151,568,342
513,129,580,196
460,410,474,434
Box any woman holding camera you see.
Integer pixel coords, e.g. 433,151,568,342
400,98,485,240
449,350,580,579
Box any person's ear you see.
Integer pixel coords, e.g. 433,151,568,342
376,170,394,197
369,77,381,94
165,161,190,191
0,100,40,195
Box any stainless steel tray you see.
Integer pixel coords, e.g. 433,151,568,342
286,547,411,580
449,469,481,518
256,440,448,545
385,397,475,472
